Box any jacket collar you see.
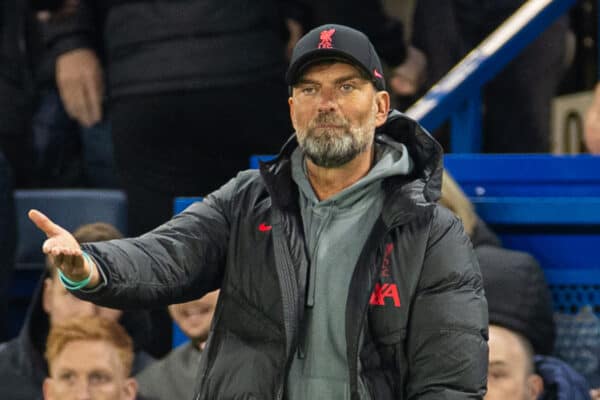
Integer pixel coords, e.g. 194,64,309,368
260,110,443,219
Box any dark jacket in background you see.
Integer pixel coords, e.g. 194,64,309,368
41,0,298,97
0,271,155,400
536,355,592,400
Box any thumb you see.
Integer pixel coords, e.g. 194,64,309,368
28,209,67,238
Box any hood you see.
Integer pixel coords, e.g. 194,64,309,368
535,355,592,400
260,109,443,211
290,138,414,210
374,109,443,203
12,270,48,381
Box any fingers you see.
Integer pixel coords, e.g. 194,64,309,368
45,246,88,280
55,49,104,127
28,209,66,238
44,242,82,257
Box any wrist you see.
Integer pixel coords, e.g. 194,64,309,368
57,251,99,290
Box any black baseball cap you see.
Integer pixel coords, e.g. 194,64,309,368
286,24,386,91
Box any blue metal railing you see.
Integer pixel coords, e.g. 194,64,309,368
405,0,578,152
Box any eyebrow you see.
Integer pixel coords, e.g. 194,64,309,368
54,367,76,375
488,361,508,368
296,74,368,86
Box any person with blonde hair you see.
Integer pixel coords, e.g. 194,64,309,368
43,316,137,400
0,222,153,400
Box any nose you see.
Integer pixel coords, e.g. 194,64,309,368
73,379,93,400
317,87,338,113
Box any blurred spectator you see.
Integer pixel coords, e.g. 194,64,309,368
30,1,117,188
0,151,16,341
584,83,600,154
42,1,297,236
412,0,569,153
479,225,592,399
136,290,219,400
0,222,154,400
487,324,544,400
43,316,137,400
297,0,426,98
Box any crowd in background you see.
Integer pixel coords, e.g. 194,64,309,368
1,1,599,399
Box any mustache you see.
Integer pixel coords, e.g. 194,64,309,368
309,112,348,128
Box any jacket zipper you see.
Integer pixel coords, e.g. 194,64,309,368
271,212,300,400
346,218,392,400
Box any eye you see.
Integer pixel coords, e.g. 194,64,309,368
58,371,77,385
89,372,112,385
488,369,508,380
301,86,316,95
340,83,355,93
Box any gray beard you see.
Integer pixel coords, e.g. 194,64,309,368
296,115,375,168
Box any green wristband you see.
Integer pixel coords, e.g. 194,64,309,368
57,252,94,290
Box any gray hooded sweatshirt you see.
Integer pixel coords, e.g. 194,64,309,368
286,138,413,400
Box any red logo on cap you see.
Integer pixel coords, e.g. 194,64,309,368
318,29,336,49
374,69,383,79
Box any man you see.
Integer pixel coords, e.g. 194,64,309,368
486,325,544,400
0,222,153,400
479,240,591,400
30,24,488,399
43,316,137,400
136,290,219,400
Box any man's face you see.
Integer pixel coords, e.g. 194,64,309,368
43,275,122,327
168,290,219,346
43,339,136,400
288,62,389,168
485,325,542,400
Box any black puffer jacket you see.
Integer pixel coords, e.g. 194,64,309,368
42,0,297,97
78,111,488,399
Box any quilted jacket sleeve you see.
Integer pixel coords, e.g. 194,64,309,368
74,174,243,309
405,205,489,399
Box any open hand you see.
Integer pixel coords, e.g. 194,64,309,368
28,209,99,287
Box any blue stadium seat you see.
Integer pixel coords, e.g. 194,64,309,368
7,189,127,338
444,154,600,315
13,189,127,272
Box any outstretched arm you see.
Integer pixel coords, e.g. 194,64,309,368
28,174,240,309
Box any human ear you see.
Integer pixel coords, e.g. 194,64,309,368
42,378,54,400
123,377,138,400
288,96,296,129
374,91,390,127
526,374,544,399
